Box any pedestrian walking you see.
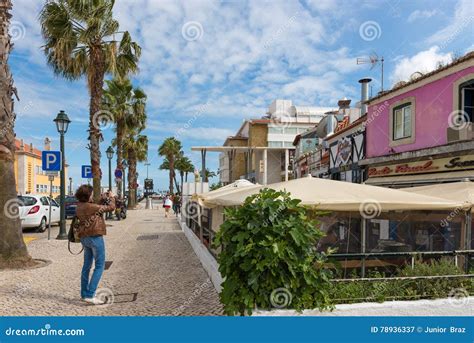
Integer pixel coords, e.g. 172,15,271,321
164,194,172,218
173,193,181,217
75,185,116,305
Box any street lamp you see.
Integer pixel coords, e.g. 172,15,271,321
106,146,114,192
122,159,128,197
53,110,71,240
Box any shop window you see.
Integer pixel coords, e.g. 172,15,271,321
459,79,474,121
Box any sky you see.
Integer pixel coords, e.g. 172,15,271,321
8,0,474,191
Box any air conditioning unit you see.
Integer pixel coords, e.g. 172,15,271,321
447,122,474,142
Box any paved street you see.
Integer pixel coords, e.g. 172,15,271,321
0,202,223,316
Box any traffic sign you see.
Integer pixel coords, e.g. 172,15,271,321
42,151,61,171
45,171,59,177
144,178,153,190
114,168,123,179
81,165,93,178
48,175,55,182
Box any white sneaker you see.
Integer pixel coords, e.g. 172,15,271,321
84,297,105,305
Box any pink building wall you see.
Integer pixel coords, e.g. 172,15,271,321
366,66,474,158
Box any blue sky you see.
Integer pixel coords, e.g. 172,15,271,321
9,0,474,191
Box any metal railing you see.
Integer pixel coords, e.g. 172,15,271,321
329,250,474,277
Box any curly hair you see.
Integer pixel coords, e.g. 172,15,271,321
75,184,93,203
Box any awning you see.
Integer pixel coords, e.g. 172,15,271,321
199,175,464,212
402,179,474,210
365,170,474,187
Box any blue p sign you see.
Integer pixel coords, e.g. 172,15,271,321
82,165,93,178
41,151,61,171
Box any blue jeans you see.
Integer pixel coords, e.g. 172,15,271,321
80,236,105,299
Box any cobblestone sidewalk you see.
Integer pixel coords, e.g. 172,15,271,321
0,204,223,316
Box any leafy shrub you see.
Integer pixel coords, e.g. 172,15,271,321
330,258,473,303
213,188,333,315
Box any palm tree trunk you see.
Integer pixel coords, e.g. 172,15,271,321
127,149,137,209
185,172,188,182
0,0,32,268
116,119,124,197
173,175,180,194
89,47,106,202
169,157,174,194
180,171,184,194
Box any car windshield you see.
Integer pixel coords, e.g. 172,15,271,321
17,196,37,206
65,197,77,203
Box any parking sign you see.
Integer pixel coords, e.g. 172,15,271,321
81,165,93,178
42,151,61,171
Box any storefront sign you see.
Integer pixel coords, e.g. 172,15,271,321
368,154,474,177
336,137,352,166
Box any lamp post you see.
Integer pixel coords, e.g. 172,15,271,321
122,159,128,198
69,177,72,195
106,146,114,192
54,110,71,240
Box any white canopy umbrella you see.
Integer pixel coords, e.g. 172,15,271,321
199,176,464,212
402,179,474,211
195,179,260,207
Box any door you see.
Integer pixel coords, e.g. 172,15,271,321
40,197,50,223
50,198,60,223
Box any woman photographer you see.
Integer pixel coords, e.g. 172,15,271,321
75,185,116,305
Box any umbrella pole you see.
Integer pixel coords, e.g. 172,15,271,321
361,218,367,278
465,211,472,272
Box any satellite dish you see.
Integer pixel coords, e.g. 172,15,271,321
316,114,338,139
409,71,424,81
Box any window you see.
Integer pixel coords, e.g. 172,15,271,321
268,141,283,147
389,96,415,147
460,79,474,121
393,103,412,140
285,127,297,134
36,184,40,193
268,127,284,134
40,197,49,206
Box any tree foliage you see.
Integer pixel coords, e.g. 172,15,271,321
214,189,333,315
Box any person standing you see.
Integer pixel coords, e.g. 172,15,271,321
75,185,115,305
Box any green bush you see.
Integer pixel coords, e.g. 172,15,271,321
213,188,333,315
330,258,473,303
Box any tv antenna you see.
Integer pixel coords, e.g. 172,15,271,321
357,52,384,92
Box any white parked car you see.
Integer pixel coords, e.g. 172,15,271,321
18,195,60,232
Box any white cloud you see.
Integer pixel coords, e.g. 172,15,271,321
390,46,452,84
426,0,474,48
407,9,439,23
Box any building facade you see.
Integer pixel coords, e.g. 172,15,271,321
15,138,68,197
361,52,474,187
218,99,329,185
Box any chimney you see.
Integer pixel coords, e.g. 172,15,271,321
44,137,51,151
359,77,372,115
29,143,33,152
20,139,24,150
337,97,351,111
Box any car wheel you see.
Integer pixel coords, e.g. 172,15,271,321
37,217,47,233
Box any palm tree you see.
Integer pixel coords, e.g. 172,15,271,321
159,158,180,193
202,168,217,181
158,137,182,194
175,155,194,192
123,132,148,208
40,0,141,202
103,78,146,197
0,0,33,268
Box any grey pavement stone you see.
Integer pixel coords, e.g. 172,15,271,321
0,203,223,316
